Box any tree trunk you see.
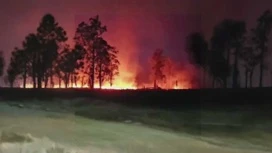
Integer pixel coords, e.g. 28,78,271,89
74,75,77,87
58,76,61,88
23,68,27,89
37,74,42,89
224,48,230,88
245,70,248,88
91,48,95,89
271,72,272,87
37,56,43,89
70,74,73,88
50,71,53,88
88,77,91,88
154,79,157,89
203,68,206,89
99,64,102,89
81,76,84,88
64,73,70,88
32,75,36,89
44,76,48,88
32,54,37,88
65,79,68,88
110,73,113,87
259,46,265,87
250,71,253,88
232,48,239,88
259,61,264,87
212,77,215,88
37,67,42,89
10,82,14,88
223,77,227,88
32,62,36,88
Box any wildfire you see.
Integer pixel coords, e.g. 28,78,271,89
19,57,194,90
18,20,195,90
19,54,194,90
21,79,189,90
20,75,192,90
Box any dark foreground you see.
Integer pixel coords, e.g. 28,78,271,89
0,87,271,111
0,88,272,152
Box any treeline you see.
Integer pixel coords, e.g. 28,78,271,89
2,14,119,88
186,9,272,88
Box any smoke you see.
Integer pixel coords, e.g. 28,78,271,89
0,0,203,88
135,55,199,89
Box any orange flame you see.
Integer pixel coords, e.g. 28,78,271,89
19,56,194,90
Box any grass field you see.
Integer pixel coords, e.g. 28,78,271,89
0,98,272,153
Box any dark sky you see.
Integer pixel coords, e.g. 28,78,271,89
0,0,272,86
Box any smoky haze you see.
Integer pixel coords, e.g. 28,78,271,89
1,0,272,87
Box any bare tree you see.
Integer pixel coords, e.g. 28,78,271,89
151,49,166,89
252,10,272,87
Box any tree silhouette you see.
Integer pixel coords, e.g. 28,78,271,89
240,46,259,88
208,49,230,88
75,15,107,89
58,44,85,88
211,19,245,88
0,51,4,78
36,14,67,88
151,49,166,89
94,38,109,88
7,49,23,88
23,34,41,88
93,38,120,88
16,48,29,88
6,48,30,88
107,47,119,87
252,10,272,87
230,21,246,88
186,32,209,88
7,66,17,88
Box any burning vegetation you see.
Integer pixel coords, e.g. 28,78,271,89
4,14,196,90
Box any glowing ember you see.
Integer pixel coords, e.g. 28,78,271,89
20,78,191,90
19,59,194,90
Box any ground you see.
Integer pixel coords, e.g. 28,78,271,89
0,99,272,153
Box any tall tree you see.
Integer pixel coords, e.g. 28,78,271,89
186,32,209,88
252,10,272,87
231,21,246,88
58,44,85,88
94,38,110,89
94,38,119,89
74,15,107,89
7,50,22,88
107,47,119,87
16,48,29,88
0,51,5,78
23,34,41,88
36,14,67,88
240,46,259,88
163,58,175,89
211,19,245,88
208,49,230,88
151,49,166,89
6,48,30,88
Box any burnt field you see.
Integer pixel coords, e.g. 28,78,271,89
0,88,271,111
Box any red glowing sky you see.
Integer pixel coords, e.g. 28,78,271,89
0,0,271,59
0,0,272,86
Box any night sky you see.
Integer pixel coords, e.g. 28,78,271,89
0,0,272,86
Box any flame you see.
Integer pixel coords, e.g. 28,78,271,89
19,58,194,90
20,72,192,90
19,55,195,90
19,18,195,90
